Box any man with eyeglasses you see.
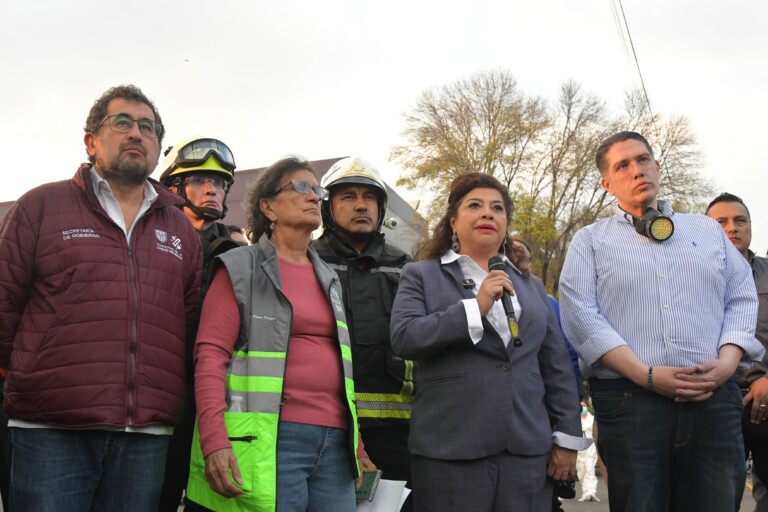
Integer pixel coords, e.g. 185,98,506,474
311,157,415,510
0,84,202,512
157,138,244,511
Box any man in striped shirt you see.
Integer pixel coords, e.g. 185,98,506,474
559,131,763,512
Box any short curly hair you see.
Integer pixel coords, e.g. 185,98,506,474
83,84,165,163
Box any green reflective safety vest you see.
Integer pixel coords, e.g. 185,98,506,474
187,235,360,512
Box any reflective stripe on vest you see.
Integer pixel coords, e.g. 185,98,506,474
225,350,285,413
187,238,361,512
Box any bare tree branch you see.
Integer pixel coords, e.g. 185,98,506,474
390,72,708,292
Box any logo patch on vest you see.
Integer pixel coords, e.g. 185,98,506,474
155,231,183,260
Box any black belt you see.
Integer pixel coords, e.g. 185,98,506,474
587,377,635,391
588,376,737,392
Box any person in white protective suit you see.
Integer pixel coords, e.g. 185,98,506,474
577,401,600,502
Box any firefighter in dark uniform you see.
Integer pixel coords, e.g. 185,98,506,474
312,157,415,509
157,137,244,511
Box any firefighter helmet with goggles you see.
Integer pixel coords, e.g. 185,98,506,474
159,137,236,221
160,137,236,189
320,157,388,235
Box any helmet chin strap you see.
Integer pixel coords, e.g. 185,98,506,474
184,199,228,221
174,182,228,222
330,223,376,244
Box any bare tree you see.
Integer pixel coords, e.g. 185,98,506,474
391,72,709,293
512,81,612,290
390,69,548,220
617,89,713,213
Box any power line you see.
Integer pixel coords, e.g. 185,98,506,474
616,0,654,120
609,0,632,65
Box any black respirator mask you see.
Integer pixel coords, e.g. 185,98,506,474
634,207,674,242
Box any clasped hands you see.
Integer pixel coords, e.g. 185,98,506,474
652,350,741,403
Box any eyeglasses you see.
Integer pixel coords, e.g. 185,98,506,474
273,180,329,200
172,138,235,171
182,175,230,192
96,114,163,138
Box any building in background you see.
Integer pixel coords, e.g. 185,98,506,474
0,157,425,256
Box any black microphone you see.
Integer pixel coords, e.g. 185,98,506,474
488,256,522,347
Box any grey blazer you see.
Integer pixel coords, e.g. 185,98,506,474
390,257,581,460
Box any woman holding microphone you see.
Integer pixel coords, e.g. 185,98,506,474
390,173,587,511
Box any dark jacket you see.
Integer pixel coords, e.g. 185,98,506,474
198,222,243,297
0,164,202,428
745,251,768,384
312,233,414,428
390,258,581,459
184,222,243,399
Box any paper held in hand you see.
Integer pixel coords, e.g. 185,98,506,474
356,479,411,512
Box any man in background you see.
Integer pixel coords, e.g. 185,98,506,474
312,157,414,509
157,137,244,511
160,137,243,292
707,192,768,512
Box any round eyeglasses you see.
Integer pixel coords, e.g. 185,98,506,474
96,114,163,138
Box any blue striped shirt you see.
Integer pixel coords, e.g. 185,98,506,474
559,201,763,380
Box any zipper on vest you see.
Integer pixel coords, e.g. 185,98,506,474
228,435,257,443
127,244,139,425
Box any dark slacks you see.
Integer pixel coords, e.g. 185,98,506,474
361,425,412,512
743,403,768,511
157,401,195,511
411,452,551,512
590,378,745,512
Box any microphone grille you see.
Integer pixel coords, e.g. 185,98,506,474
488,256,505,271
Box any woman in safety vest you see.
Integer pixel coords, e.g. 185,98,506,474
186,156,374,512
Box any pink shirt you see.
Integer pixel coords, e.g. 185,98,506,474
194,260,366,459
278,258,349,427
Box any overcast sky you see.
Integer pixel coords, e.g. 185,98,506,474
1,0,766,252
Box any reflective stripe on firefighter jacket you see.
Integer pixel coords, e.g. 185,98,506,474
312,233,414,427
